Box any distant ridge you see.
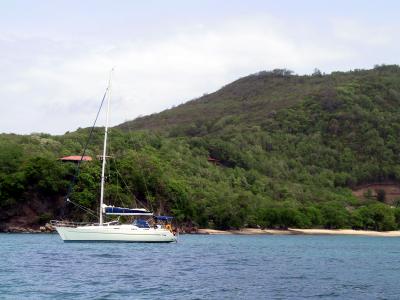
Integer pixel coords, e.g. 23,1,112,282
117,67,392,134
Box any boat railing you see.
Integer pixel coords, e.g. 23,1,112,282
50,220,122,228
50,220,98,228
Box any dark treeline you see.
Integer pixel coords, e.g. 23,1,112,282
2,65,400,230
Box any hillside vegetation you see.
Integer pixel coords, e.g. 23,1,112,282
2,65,400,231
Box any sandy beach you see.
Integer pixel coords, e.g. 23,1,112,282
288,228,400,237
196,228,400,237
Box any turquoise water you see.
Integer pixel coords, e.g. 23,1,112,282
1,234,400,299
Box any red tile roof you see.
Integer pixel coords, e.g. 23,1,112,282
207,157,220,163
59,155,93,161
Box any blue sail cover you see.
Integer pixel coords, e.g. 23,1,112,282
154,216,174,221
104,206,153,216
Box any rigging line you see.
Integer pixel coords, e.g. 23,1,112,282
108,134,148,209
121,105,154,211
106,133,122,206
115,164,148,208
66,198,98,218
131,142,153,210
65,75,112,205
130,141,154,211
106,133,119,207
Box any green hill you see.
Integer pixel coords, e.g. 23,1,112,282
2,65,400,231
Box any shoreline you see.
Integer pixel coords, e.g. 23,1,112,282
3,226,400,237
196,228,400,237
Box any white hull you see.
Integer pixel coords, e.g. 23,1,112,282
55,224,177,243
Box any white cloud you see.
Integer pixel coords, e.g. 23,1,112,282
331,18,395,46
0,14,399,134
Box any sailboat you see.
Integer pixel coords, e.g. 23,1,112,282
52,72,177,243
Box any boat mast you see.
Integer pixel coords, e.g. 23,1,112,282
99,69,113,225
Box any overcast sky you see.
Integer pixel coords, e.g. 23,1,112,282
1,0,399,135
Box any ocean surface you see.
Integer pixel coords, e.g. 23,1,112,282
1,234,400,299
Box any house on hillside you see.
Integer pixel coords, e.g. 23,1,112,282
207,157,220,165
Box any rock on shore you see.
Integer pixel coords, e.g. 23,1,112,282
1,223,55,233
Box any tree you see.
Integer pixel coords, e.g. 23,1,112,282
376,189,386,202
320,203,349,229
312,68,322,77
